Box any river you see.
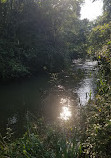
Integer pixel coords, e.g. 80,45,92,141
0,59,98,137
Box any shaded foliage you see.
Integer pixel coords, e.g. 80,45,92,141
0,0,87,81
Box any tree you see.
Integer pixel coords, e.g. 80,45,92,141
0,0,84,80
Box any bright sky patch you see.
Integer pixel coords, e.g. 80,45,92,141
81,0,103,21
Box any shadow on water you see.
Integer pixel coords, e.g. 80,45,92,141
0,59,98,137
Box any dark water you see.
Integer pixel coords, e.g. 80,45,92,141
0,59,98,136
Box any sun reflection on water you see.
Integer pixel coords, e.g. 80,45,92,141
60,106,71,120
59,98,72,121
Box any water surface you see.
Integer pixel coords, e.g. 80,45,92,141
0,59,98,136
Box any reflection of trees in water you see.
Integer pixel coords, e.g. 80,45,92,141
0,60,97,137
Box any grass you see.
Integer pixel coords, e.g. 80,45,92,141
0,116,83,158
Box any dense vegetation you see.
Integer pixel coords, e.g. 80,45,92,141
0,0,88,81
80,0,111,157
0,0,111,158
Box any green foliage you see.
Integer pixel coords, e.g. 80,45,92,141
0,0,86,81
0,118,82,158
88,23,111,52
80,82,111,158
0,39,30,79
81,1,111,157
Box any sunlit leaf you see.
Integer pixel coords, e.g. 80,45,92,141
1,0,7,3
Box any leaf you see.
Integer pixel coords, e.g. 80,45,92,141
98,55,101,59
107,41,111,45
1,0,7,3
79,144,82,155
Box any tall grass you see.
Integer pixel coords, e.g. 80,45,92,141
0,112,83,158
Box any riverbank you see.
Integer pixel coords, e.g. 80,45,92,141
0,58,111,158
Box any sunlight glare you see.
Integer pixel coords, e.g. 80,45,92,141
60,98,67,104
59,98,72,121
81,0,103,21
60,106,72,120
